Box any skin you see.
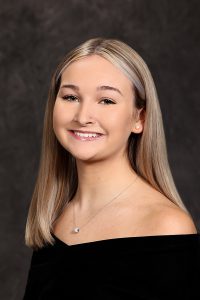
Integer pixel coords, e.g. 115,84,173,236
53,54,144,214
52,54,197,244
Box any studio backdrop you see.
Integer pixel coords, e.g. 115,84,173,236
0,0,199,299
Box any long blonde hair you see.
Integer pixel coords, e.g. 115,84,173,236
25,37,191,250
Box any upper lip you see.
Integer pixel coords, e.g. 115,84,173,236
69,129,104,135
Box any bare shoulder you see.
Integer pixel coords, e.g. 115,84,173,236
133,178,197,235
151,205,197,235
144,195,198,235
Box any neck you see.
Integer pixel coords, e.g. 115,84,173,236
73,154,138,214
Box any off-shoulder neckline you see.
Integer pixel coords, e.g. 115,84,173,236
51,232,200,248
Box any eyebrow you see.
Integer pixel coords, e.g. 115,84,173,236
60,84,123,96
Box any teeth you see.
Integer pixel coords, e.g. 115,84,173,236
73,131,100,138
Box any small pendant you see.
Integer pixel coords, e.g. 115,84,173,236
73,227,80,233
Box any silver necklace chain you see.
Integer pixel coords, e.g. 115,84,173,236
72,175,138,234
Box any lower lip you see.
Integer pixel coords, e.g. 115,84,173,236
68,130,105,141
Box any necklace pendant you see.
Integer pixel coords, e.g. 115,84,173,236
73,227,80,233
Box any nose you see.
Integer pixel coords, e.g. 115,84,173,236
73,101,95,125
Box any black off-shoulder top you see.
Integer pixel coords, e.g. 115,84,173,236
23,233,200,299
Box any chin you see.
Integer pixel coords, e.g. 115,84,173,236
71,152,106,163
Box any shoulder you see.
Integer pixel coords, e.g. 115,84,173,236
148,204,198,235
127,178,197,236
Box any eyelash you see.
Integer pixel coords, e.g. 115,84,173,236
62,95,116,105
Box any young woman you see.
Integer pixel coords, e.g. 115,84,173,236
23,37,200,299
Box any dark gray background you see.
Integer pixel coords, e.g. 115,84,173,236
0,0,200,299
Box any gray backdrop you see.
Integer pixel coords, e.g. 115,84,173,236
0,0,200,299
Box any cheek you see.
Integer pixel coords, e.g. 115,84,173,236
52,105,70,145
108,108,133,134
53,103,70,127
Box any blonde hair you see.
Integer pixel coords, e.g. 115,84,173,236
25,37,191,250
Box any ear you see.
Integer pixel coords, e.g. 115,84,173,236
131,108,145,134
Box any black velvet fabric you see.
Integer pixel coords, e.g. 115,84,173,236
23,233,200,299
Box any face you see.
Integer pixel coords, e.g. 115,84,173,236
53,54,143,162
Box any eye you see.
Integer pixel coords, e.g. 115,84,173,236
62,95,79,102
100,98,116,105
61,95,115,105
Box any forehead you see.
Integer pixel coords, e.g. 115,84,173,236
60,55,133,92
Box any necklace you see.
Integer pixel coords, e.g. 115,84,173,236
72,175,138,234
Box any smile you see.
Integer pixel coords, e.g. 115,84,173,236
68,130,105,141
